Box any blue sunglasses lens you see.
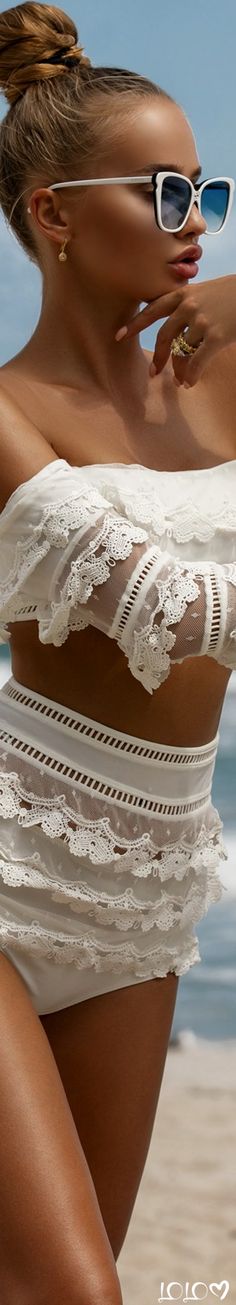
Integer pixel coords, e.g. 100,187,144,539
160,175,229,231
200,181,230,231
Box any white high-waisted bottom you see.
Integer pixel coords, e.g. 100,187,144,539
0,675,228,1015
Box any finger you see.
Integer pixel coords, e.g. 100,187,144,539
115,290,183,339
151,304,206,373
172,337,216,387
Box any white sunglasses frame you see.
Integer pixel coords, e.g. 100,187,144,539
27,170,235,234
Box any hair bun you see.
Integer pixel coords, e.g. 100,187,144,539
48,43,90,68
0,2,91,107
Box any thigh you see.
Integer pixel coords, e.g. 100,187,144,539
0,953,121,1305
40,973,179,1260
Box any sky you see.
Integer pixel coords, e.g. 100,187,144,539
0,0,235,362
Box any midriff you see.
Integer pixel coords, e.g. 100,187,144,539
1,345,235,747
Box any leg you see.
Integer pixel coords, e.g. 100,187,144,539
0,953,123,1305
41,972,179,1261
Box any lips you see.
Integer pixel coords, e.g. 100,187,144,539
169,245,203,263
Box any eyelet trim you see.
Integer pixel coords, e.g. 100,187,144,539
3,680,219,769
0,733,215,817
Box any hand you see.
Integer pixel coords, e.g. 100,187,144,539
115,275,236,388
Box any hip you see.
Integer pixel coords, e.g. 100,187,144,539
0,674,228,1007
0,673,224,845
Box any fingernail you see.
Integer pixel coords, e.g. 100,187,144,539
149,362,157,376
115,326,128,341
183,381,191,389
174,378,181,387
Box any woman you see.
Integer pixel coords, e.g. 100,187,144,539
0,5,235,1303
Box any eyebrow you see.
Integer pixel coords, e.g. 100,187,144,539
137,162,202,179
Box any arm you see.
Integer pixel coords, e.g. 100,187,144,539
0,457,235,694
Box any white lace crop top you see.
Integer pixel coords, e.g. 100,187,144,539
0,456,236,695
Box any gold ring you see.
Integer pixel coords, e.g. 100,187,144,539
170,332,203,357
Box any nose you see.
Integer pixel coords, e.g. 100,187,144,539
183,199,207,237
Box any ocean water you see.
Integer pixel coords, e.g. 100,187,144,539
0,652,235,1040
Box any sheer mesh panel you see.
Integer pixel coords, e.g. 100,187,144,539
0,459,235,694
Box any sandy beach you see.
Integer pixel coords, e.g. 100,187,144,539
118,1037,236,1304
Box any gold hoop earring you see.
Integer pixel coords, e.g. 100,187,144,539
58,238,69,262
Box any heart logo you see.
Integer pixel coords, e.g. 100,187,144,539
209,1285,229,1300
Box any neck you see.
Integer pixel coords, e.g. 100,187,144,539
26,277,149,407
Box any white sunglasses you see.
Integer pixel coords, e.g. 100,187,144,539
27,170,235,234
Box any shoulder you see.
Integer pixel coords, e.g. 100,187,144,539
0,380,58,515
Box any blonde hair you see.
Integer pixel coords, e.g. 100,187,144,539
0,2,177,266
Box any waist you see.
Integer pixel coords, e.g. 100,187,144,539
0,675,219,813
10,625,229,748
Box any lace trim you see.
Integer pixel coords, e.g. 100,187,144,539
0,756,228,883
0,804,227,974
0,745,213,817
3,680,219,767
0,773,227,976
0,812,227,897
0,798,227,874
101,481,236,542
0,843,226,980
0,913,203,978
118,565,201,693
0,846,224,931
0,488,148,645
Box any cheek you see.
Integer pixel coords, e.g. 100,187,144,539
97,190,153,239
101,194,157,263
79,199,124,255
77,195,162,284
